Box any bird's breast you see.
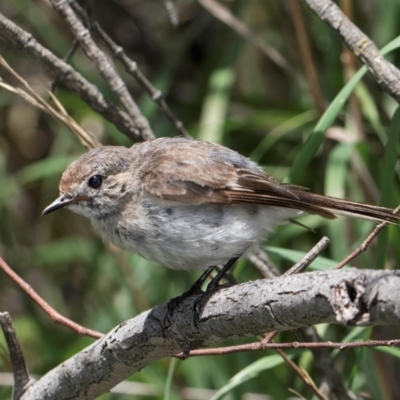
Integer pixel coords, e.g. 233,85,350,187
92,196,297,270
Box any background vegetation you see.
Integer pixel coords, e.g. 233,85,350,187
1,0,400,399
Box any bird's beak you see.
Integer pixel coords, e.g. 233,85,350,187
42,194,74,216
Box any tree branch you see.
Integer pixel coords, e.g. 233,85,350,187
302,0,400,103
0,312,34,399
69,1,191,139
0,12,152,141
0,256,103,339
18,269,400,400
49,0,153,140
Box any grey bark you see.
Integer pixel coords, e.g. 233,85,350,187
302,0,400,103
0,12,153,142
15,269,400,400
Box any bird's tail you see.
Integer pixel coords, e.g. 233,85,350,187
292,190,400,224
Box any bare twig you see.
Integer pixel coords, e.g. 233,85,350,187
50,39,80,92
288,0,324,115
188,236,357,399
246,246,280,279
0,312,34,399
302,0,400,103
335,204,400,269
0,55,100,150
277,348,328,400
188,236,330,359
70,1,191,138
49,0,153,139
197,0,296,77
0,12,149,141
300,326,360,400
285,236,330,275
0,256,103,339
183,337,400,357
339,0,364,141
163,0,180,27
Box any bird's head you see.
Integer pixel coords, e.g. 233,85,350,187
42,146,133,221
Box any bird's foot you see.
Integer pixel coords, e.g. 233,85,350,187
192,257,240,326
164,266,215,327
164,257,240,328
192,281,233,326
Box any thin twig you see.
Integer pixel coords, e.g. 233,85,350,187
335,204,400,269
288,0,324,115
285,236,330,275
246,246,280,279
0,12,148,141
50,39,80,92
0,312,34,399
181,338,400,357
50,0,153,139
186,236,330,358
299,326,358,400
197,0,296,77
0,55,100,150
70,1,191,138
277,348,328,400
0,256,103,339
302,0,400,103
163,0,180,27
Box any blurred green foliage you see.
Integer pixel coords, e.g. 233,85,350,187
1,1,400,399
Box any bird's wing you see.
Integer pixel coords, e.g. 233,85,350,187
140,138,336,218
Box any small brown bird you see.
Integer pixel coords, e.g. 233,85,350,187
43,137,399,287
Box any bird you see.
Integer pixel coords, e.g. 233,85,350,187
42,137,399,292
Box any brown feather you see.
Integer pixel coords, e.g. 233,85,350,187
139,137,400,224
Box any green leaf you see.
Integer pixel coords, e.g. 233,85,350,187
198,66,235,144
16,155,78,185
250,110,316,162
210,354,286,400
286,35,400,183
375,346,400,358
266,246,338,270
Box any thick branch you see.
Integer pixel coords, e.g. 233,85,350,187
302,0,400,103
19,269,400,400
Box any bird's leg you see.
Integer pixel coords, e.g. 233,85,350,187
165,257,240,327
165,266,215,325
192,256,240,325
204,256,240,292
189,265,216,293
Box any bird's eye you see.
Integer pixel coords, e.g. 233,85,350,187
88,175,103,189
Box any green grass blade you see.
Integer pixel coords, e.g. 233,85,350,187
198,66,235,144
164,358,178,400
286,35,400,183
375,346,400,358
325,143,355,260
210,354,286,400
250,110,316,162
16,155,77,185
376,107,400,268
286,66,366,183
265,246,338,270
